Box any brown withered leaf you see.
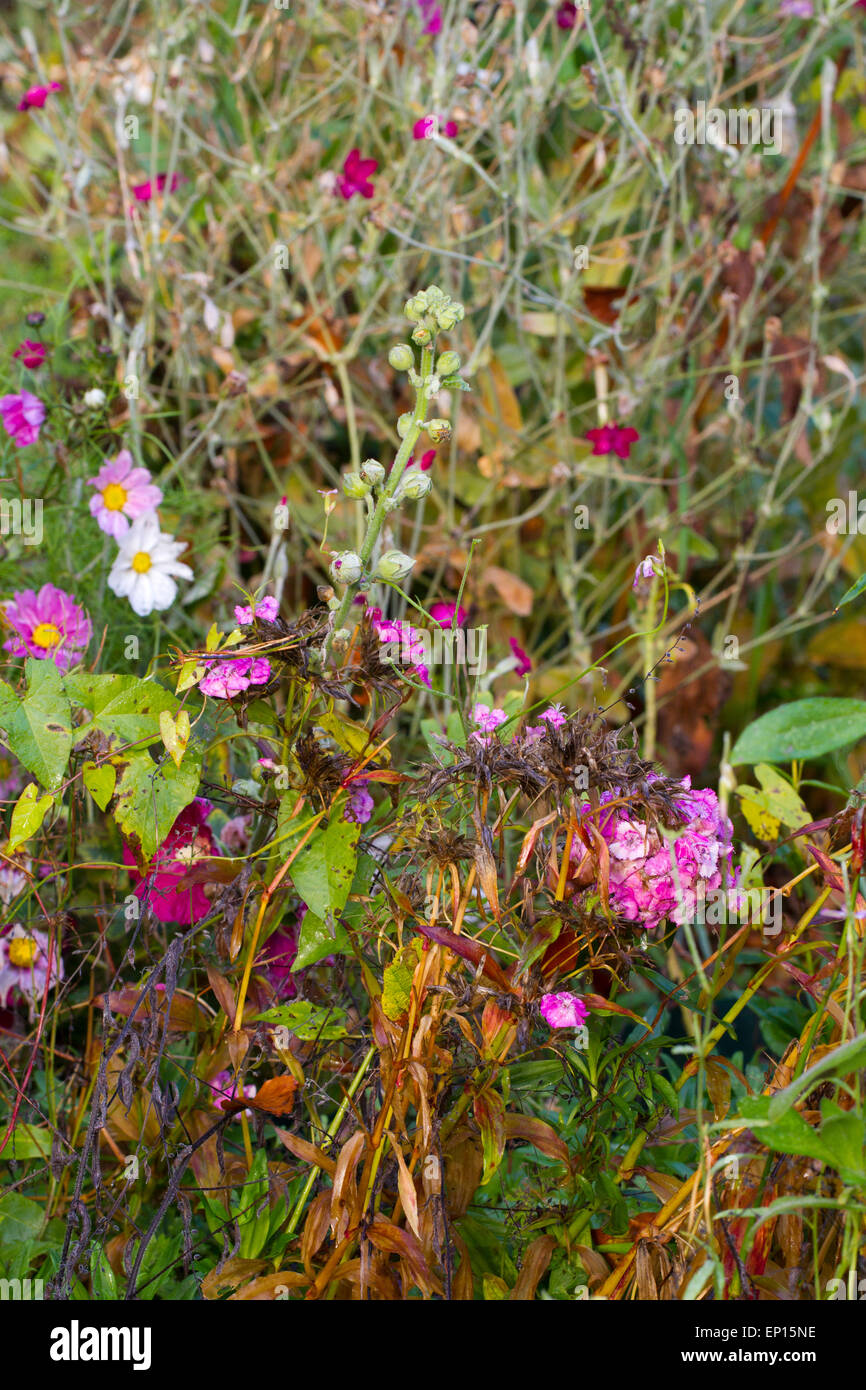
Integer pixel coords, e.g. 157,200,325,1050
276,1128,337,1177
300,1190,332,1275
100,987,210,1034
503,1113,570,1168
365,1214,438,1296
223,1074,297,1118
229,1270,308,1300
482,564,534,616
201,1257,267,1300
510,1234,557,1301
330,1129,367,1241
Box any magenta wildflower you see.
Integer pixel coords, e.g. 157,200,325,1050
417,0,443,33
408,448,437,472
585,423,640,460
540,992,588,1029
12,340,46,370
210,1069,257,1116
87,449,163,539
509,637,532,675
412,115,458,140
17,82,61,111
539,703,566,729
371,611,430,687
430,601,467,629
131,172,184,203
198,656,272,699
472,703,507,734
555,3,578,28
3,584,91,671
234,595,279,625
336,149,378,201
123,798,220,925
0,391,45,447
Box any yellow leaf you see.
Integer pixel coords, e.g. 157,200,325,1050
8,784,53,853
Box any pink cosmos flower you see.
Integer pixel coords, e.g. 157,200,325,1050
472,703,507,734
417,0,442,33
540,991,588,1029
87,449,163,539
12,340,46,370
585,423,640,460
412,115,459,140
0,924,63,1016
123,798,220,924
0,391,45,446
17,82,61,111
3,584,91,671
210,1069,257,1116
510,638,532,675
539,703,566,729
198,656,272,699
234,595,279,625
555,3,578,28
131,172,184,202
430,601,467,629
336,149,378,201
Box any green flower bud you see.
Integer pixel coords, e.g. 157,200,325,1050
343,472,370,499
436,310,457,331
376,549,415,582
360,459,385,486
411,325,432,346
329,551,363,585
396,412,413,438
388,343,415,371
425,418,451,444
400,470,432,500
331,628,351,650
436,351,461,375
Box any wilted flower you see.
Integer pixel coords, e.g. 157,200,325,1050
0,391,45,446
210,1069,257,1116
88,449,163,539
336,149,378,200
3,584,91,671
123,798,220,924
82,388,107,409
221,814,253,854
540,991,588,1029
17,82,61,111
510,638,532,675
107,512,193,616
198,656,272,699
12,340,46,369
633,554,664,593
585,423,640,459
0,924,63,1016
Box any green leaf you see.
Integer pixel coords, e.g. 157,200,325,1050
0,1124,51,1159
288,816,360,921
90,1243,118,1299
835,572,866,610
65,672,179,749
7,783,53,852
251,999,349,1040
81,760,116,811
0,660,71,790
0,1194,44,1245
292,909,352,971
381,943,419,1020
730,698,866,765
112,741,203,863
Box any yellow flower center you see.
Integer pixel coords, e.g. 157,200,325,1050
131,551,152,574
102,483,128,511
31,622,61,650
9,937,37,968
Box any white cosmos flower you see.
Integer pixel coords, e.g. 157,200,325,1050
108,511,193,616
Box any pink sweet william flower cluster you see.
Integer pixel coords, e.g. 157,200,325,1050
585,777,737,931
369,608,431,687
235,595,279,625
198,655,272,699
540,991,588,1029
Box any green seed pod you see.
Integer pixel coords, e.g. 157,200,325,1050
436,351,461,375
396,412,413,438
329,551,363,585
425,418,451,444
375,549,415,582
342,472,370,499
400,470,432,500
388,344,415,371
360,459,385,486
411,325,432,346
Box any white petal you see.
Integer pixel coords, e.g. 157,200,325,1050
128,575,154,616
147,571,177,610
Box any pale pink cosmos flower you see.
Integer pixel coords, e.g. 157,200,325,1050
0,391,45,446
3,584,91,670
87,449,163,539
17,82,61,111
472,703,507,734
540,991,588,1029
234,595,279,625
539,703,566,729
0,924,63,1017
198,656,272,699
12,341,46,369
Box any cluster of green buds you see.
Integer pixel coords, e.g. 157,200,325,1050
403,284,465,338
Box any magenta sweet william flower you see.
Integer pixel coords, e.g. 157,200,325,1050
417,0,442,33
472,703,507,734
430,601,467,629
585,423,640,460
123,798,220,925
540,991,588,1029
336,149,378,201
539,703,566,729
17,82,61,111
198,656,272,699
555,3,578,28
0,391,45,446
234,595,279,625
12,340,46,370
3,584,91,671
371,611,431,687
131,172,184,202
510,637,532,675
344,780,374,824
412,115,458,139
87,449,163,539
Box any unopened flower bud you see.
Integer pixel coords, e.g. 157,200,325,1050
435,310,457,331
329,551,363,585
331,628,351,650
388,344,415,371
375,549,415,582
343,472,370,499
83,388,107,409
411,325,432,346
426,418,451,444
360,459,385,486
404,296,424,322
400,470,432,500
436,351,460,375
396,412,413,438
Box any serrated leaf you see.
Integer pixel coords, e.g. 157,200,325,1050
65,672,178,749
730,698,866,765
0,660,71,790
81,760,116,811
7,783,53,852
112,741,203,863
